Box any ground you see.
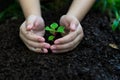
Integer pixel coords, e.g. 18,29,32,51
0,7,120,80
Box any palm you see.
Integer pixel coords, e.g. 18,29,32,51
60,15,78,36
32,29,45,37
27,15,45,37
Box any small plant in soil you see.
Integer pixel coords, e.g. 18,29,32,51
45,22,65,41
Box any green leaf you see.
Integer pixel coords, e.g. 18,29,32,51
56,26,65,33
115,11,120,19
50,23,58,29
50,31,56,35
48,35,55,41
112,19,119,31
45,26,52,31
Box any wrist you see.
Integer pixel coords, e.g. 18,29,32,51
66,13,80,21
65,13,80,22
25,13,42,19
26,15,43,20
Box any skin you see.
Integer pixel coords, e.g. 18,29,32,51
50,0,95,53
19,0,95,53
19,15,50,53
50,15,84,53
19,0,50,53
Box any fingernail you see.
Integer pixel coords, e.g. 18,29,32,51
71,23,76,30
43,48,48,53
51,46,56,49
27,24,33,30
54,41,59,44
38,38,45,42
45,44,50,48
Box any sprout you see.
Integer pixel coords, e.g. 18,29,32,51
45,22,65,41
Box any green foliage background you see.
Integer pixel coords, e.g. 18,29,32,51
95,0,120,31
0,0,120,31
0,0,70,22
0,0,23,22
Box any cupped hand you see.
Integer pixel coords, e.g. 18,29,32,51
50,15,84,53
19,15,50,53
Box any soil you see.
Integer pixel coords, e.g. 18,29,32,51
0,6,120,80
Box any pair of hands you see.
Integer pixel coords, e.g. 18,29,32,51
19,15,84,53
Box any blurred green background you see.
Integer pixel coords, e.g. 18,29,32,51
0,0,23,21
0,0,70,22
94,0,120,31
0,0,120,31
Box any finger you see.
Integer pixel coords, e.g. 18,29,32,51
26,16,36,30
51,40,79,53
60,19,69,29
60,15,79,31
27,24,33,31
54,31,78,44
26,21,34,31
54,24,83,44
24,41,48,53
20,26,45,42
42,48,48,53
32,19,44,31
51,34,82,50
26,40,50,49
52,46,75,53
20,33,50,49
70,23,77,31
32,20,40,30
25,43,43,53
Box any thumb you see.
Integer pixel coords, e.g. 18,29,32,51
70,22,77,31
26,15,36,31
32,19,44,31
26,23,34,31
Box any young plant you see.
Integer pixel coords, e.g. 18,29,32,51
45,22,65,41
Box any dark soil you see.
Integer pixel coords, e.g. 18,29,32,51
0,7,120,80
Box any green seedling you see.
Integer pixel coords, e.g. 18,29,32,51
45,22,65,41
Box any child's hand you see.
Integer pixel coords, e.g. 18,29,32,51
19,15,50,53
50,15,84,53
